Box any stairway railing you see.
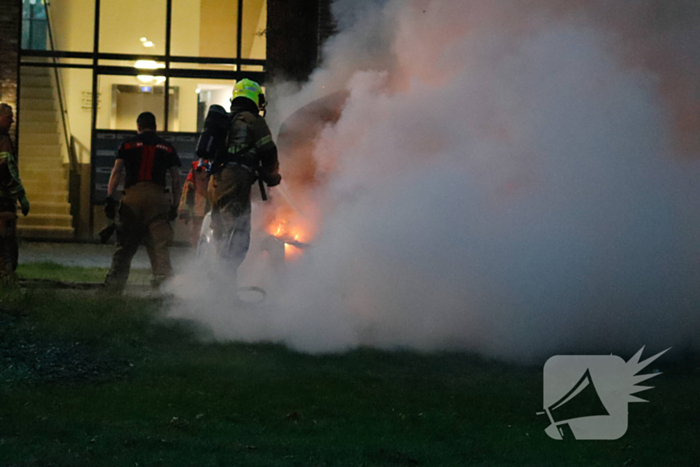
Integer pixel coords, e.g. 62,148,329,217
42,0,77,172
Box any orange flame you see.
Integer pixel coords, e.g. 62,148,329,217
267,216,311,245
265,211,313,262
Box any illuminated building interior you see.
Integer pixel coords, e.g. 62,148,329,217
18,0,267,239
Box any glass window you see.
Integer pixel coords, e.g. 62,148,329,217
166,78,201,132
45,0,95,52
96,75,172,131
172,0,239,58
169,61,239,75
99,0,167,55
57,67,94,164
241,0,266,60
21,0,48,50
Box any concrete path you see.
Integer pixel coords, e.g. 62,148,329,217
19,241,192,269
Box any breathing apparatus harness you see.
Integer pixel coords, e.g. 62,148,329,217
195,103,268,201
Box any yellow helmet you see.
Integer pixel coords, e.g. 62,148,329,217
231,79,265,111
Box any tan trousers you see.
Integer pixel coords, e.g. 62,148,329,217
188,216,204,248
208,166,253,275
105,182,173,291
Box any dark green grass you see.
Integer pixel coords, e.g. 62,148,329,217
0,267,698,466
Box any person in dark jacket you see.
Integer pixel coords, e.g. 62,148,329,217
0,104,29,280
104,112,181,292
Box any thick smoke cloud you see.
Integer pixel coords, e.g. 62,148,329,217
168,0,700,362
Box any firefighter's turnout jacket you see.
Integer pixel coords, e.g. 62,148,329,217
0,131,26,210
208,100,280,275
105,131,181,291
0,130,26,276
179,159,210,247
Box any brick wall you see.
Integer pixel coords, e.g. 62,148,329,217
267,0,319,84
0,0,20,140
266,0,337,84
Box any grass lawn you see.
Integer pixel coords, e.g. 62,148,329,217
0,263,697,466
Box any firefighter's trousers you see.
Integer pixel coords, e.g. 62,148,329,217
105,182,173,291
208,166,253,276
0,209,18,278
188,216,204,248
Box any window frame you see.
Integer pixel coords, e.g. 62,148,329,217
19,0,266,135
19,0,266,234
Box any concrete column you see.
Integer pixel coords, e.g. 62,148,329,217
267,0,319,83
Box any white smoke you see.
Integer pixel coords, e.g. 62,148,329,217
167,0,700,362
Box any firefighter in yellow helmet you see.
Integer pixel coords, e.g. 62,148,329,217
203,79,281,281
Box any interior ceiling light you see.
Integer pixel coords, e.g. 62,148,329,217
143,41,154,48
134,60,164,70
137,75,155,83
140,37,147,42
154,76,166,84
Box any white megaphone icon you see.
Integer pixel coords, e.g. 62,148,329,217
541,347,669,440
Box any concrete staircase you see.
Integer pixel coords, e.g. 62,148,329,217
17,66,74,239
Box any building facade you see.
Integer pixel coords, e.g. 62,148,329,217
0,0,333,239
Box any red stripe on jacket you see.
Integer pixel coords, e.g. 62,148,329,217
138,145,156,181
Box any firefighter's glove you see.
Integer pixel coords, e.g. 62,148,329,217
265,173,282,188
98,223,117,244
104,196,118,220
168,204,178,221
19,196,30,216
